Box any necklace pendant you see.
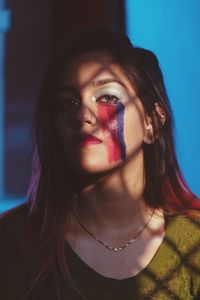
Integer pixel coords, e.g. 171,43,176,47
114,247,122,252
73,209,155,253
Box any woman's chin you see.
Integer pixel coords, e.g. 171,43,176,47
75,158,123,175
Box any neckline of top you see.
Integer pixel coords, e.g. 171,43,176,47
64,215,179,284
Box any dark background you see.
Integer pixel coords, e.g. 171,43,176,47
4,0,126,198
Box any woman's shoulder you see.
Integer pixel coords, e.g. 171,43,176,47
0,203,33,299
167,212,200,255
0,202,28,229
168,212,200,232
168,212,200,234
0,203,29,255
0,202,28,220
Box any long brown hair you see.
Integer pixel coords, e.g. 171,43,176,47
26,28,200,286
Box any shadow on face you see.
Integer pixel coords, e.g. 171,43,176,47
55,51,150,179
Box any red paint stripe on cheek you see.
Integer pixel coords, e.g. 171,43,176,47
98,104,121,163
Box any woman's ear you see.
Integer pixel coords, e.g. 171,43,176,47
155,102,166,125
143,117,154,144
143,103,166,144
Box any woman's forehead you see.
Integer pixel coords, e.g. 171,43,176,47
59,51,134,93
62,52,113,83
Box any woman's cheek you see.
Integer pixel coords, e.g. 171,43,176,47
97,102,126,163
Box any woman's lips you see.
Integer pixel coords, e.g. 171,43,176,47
80,134,102,146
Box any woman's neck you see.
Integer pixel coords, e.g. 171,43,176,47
74,155,153,233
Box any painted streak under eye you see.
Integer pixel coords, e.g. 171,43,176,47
97,102,126,163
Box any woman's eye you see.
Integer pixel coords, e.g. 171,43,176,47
68,98,80,107
59,98,81,111
97,94,120,105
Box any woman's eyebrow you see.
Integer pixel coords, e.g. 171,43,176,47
92,78,126,88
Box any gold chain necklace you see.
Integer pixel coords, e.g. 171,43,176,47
73,210,154,252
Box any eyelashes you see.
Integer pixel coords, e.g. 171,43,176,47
95,94,120,105
57,98,81,112
56,93,122,113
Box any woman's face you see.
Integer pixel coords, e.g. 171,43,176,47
56,51,149,174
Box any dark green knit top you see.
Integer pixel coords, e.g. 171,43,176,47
0,204,200,299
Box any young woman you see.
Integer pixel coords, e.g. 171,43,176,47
1,29,200,300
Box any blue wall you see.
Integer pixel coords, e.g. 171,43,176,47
0,4,10,200
0,6,17,213
125,0,200,196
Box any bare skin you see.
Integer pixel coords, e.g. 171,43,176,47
66,171,165,279
57,51,166,279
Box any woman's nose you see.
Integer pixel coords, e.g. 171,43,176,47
78,102,97,126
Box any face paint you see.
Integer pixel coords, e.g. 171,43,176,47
116,103,126,160
97,102,126,163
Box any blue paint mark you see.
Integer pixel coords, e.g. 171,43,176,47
116,103,126,160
